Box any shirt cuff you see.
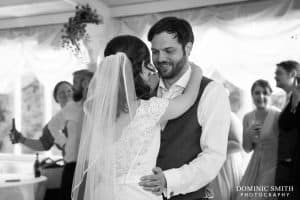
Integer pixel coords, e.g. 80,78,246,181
164,169,182,198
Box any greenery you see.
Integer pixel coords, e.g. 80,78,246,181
61,4,101,53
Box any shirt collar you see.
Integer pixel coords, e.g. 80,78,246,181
159,65,192,90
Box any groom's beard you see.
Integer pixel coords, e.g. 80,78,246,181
155,55,187,80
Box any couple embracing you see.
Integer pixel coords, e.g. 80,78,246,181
72,17,231,200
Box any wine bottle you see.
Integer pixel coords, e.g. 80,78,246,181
10,118,17,144
12,118,15,130
34,153,41,178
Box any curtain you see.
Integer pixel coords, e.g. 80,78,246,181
116,0,300,117
0,25,83,92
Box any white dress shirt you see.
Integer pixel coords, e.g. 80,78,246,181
48,101,83,163
158,66,230,197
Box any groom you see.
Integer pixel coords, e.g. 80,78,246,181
139,17,231,200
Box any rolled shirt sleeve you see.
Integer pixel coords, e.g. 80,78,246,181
164,81,231,197
39,125,55,150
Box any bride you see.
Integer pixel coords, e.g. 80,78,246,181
71,35,202,200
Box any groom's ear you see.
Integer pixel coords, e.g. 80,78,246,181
290,70,297,78
184,42,193,57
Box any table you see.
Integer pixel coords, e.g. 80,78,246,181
0,174,47,200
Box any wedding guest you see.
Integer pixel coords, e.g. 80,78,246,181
237,79,280,200
274,60,299,198
275,60,300,199
9,81,73,150
47,69,93,200
11,70,93,200
11,71,93,200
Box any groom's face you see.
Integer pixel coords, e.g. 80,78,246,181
150,32,188,80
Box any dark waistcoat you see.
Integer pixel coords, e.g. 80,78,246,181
157,76,212,200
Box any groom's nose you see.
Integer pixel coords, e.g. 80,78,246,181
157,51,168,63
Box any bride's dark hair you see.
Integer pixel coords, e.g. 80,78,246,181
104,35,153,100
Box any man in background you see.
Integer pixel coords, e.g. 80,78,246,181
10,69,93,200
275,60,300,199
47,69,93,200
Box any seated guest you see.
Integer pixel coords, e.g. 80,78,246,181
237,80,280,200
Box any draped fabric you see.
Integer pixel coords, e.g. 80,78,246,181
0,24,83,93
116,0,300,116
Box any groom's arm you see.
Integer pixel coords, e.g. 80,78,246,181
163,82,230,197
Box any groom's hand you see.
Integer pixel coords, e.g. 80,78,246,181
139,167,167,196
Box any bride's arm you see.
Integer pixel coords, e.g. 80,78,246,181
159,65,202,123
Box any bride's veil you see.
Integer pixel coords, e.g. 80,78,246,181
72,52,137,200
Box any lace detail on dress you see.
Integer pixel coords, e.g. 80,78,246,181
115,97,169,178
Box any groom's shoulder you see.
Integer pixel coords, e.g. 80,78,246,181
200,78,227,98
199,76,212,91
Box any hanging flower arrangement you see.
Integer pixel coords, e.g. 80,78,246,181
61,4,102,54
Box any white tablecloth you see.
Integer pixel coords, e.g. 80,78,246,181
0,174,47,200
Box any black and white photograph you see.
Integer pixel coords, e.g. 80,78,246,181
0,0,299,200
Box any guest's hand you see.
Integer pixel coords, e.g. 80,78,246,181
9,129,25,144
139,167,166,196
251,133,260,145
248,123,261,145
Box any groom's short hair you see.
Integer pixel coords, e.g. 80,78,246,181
147,17,194,49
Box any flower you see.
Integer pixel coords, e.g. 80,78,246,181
61,4,102,54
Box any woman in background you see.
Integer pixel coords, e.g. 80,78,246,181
9,81,73,151
236,79,280,200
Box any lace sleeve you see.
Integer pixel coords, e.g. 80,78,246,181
139,97,169,125
115,97,169,178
